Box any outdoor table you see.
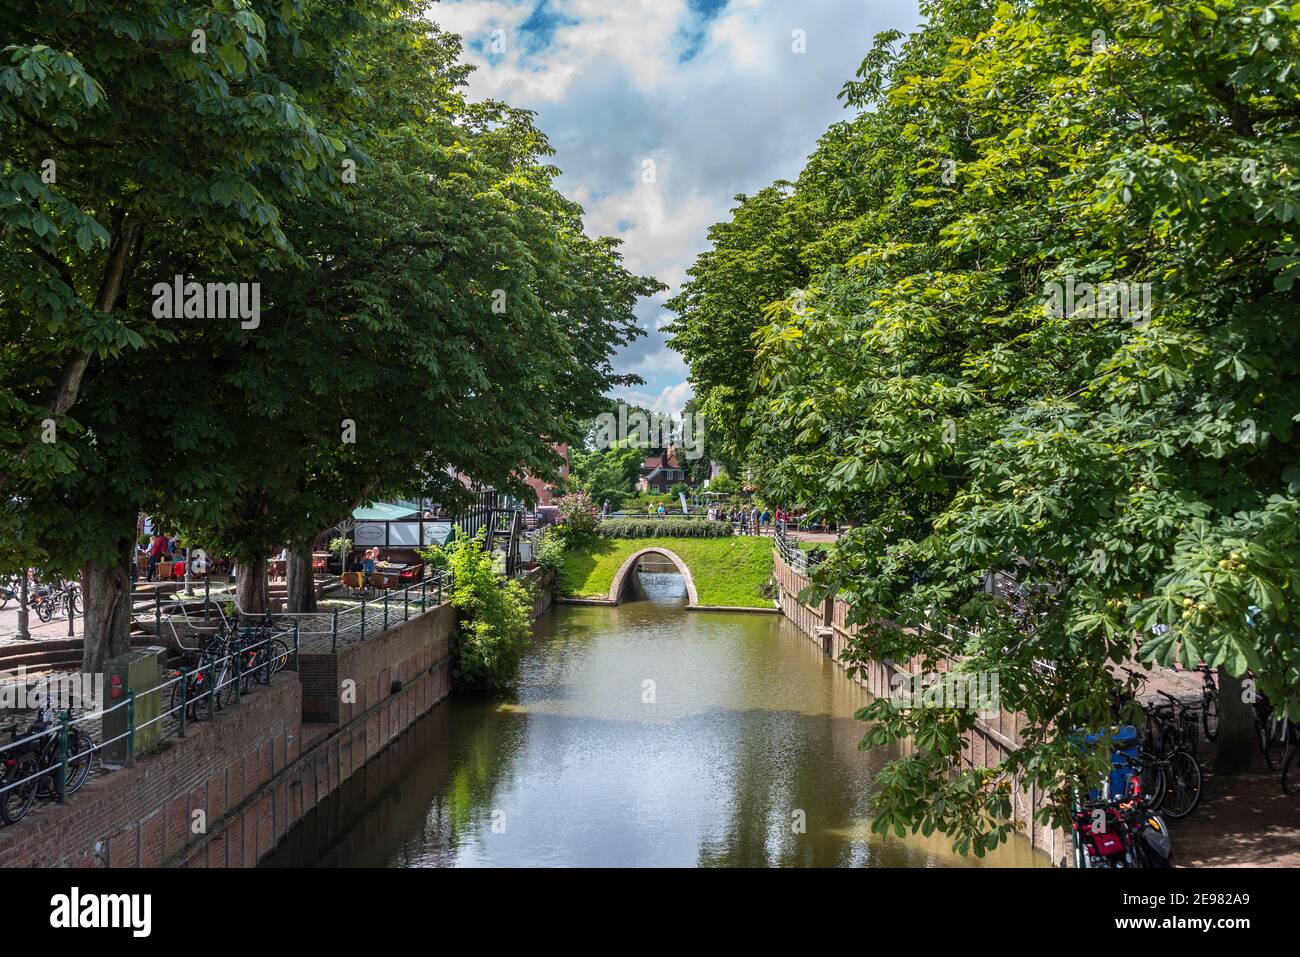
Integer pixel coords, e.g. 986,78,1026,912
375,563,406,588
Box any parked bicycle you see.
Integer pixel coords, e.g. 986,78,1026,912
168,618,289,723
1072,794,1173,868
1113,670,1203,819
0,575,21,611
1195,664,1219,741
1281,722,1300,797
30,581,80,622
0,707,96,824
1252,690,1291,771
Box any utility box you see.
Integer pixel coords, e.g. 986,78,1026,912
102,647,167,766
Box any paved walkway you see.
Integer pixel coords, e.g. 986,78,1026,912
0,605,81,645
1172,741,1300,867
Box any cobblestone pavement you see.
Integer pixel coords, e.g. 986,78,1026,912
0,605,81,645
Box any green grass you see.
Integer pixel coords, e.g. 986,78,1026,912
557,536,775,608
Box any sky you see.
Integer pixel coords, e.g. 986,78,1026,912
432,0,923,416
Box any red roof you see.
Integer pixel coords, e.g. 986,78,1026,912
642,449,683,471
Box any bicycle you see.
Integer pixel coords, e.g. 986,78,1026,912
1072,794,1173,868
1,708,95,807
1130,692,1203,819
1253,692,1290,771
31,582,80,623
1152,689,1200,758
0,575,20,611
0,750,40,824
1195,664,1219,741
1281,722,1300,796
169,627,235,721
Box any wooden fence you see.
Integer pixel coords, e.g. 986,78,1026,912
772,549,1069,866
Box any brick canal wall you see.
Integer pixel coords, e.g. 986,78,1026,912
0,604,455,868
773,552,1070,866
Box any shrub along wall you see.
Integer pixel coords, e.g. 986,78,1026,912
598,518,731,538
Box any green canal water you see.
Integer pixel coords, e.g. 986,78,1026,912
266,571,1045,867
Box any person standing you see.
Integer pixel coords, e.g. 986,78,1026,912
147,533,167,581
602,499,611,519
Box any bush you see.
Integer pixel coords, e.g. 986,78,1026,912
430,535,533,692
598,518,732,539
419,543,450,573
554,491,601,543
532,528,566,574
707,471,738,494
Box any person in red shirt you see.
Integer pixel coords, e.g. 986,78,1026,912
147,534,167,581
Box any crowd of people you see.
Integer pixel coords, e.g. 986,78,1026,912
596,497,809,536
141,533,186,582
705,504,784,535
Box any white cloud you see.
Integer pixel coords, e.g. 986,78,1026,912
434,0,923,402
615,380,695,418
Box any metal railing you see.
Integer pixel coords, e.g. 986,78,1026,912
0,627,297,827
133,577,238,643
233,569,454,654
774,521,818,575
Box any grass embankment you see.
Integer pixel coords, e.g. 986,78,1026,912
557,536,774,608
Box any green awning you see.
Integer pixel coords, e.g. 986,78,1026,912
352,502,420,521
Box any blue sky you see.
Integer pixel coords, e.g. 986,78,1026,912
435,0,922,415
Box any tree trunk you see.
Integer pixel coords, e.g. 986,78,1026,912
16,575,30,641
286,542,316,613
1214,667,1256,774
237,551,269,616
81,534,135,674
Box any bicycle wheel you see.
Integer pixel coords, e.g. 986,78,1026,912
192,671,216,721
64,728,95,793
171,670,212,723
215,661,242,708
269,639,290,675
34,733,62,799
0,754,40,824
1136,753,1166,810
69,589,81,617
1283,741,1300,797
1261,715,1288,771
34,600,52,623
1159,750,1203,819
1202,690,1219,741
1181,713,1199,757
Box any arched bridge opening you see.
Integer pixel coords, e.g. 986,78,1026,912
608,547,700,606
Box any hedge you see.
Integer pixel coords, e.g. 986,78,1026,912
598,517,732,539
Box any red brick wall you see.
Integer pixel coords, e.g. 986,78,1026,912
0,603,456,868
179,650,452,868
0,676,300,868
300,604,454,724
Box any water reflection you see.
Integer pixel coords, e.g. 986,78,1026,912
266,570,1045,867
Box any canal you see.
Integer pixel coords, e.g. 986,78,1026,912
265,569,1044,867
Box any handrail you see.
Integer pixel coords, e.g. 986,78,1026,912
0,627,299,818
